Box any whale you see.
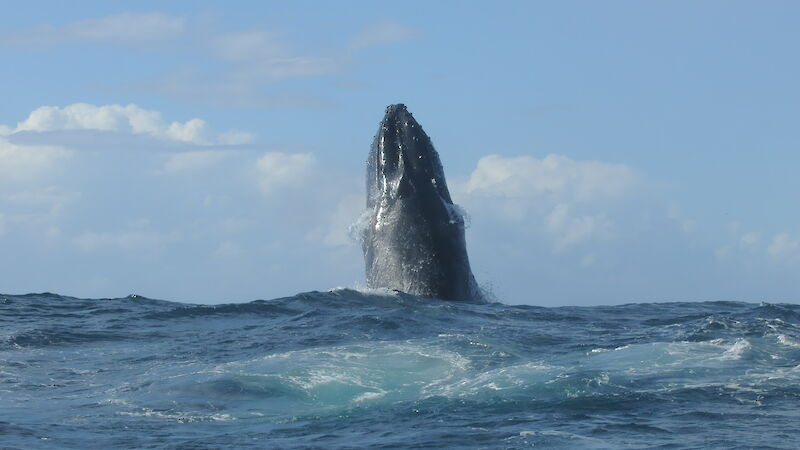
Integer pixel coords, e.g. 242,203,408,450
361,104,482,302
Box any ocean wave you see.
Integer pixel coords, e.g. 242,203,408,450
2,291,800,448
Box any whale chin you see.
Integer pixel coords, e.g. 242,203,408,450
362,104,482,302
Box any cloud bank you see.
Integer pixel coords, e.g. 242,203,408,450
0,101,364,301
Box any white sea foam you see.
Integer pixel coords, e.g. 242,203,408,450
777,334,800,348
721,339,751,360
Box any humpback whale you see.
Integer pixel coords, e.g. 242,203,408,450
361,104,482,302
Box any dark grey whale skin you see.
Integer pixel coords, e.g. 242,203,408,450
362,104,482,302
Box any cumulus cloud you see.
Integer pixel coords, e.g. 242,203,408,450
0,102,256,256
10,103,253,145
545,204,614,251
2,12,185,47
349,21,418,49
466,154,637,202
459,154,638,251
0,137,72,181
254,152,316,195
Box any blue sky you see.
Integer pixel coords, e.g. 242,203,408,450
1,1,798,305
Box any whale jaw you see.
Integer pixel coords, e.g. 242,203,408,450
362,104,481,302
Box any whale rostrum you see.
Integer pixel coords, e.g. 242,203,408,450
362,104,482,301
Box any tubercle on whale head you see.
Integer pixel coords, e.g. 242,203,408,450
367,104,453,209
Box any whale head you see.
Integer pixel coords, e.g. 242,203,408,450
366,103,454,212
362,104,481,301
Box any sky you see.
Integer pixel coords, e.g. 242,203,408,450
1,1,799,306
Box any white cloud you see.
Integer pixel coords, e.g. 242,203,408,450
254,152,315,195
0,136,72,181
459,154,638,251
10,103,252,145
466,154,637,202
545,204,613,251
2,12,185,47
163,118,210,143
349,21,418,49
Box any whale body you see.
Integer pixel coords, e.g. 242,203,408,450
361,104,482,301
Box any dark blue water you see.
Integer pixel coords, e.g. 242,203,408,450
2,290,799,449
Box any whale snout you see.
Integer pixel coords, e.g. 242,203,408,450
368,104,453,207
384,103,408,115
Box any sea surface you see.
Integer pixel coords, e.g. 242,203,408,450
2,290,799,449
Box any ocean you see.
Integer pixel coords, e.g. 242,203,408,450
1,289,799,449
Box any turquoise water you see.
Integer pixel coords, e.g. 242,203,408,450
2,290,799,448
